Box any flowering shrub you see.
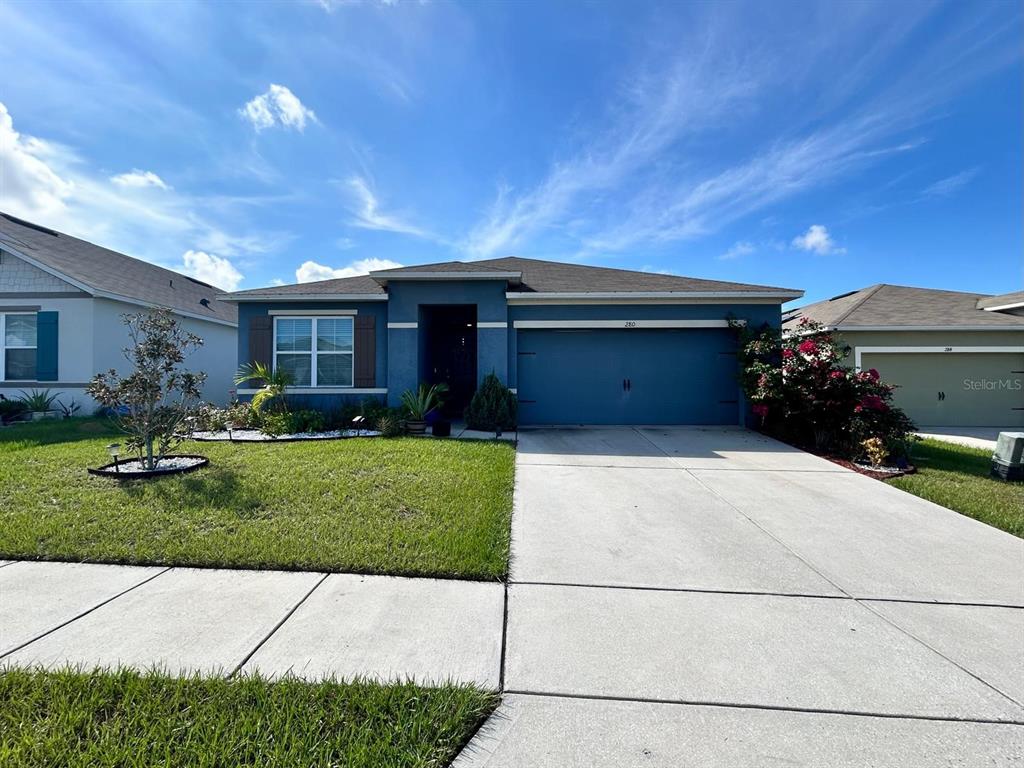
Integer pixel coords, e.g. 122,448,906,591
733,317,916,461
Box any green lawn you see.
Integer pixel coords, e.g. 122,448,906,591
0,419,515,579
889,439,1023,538
0,668,497,768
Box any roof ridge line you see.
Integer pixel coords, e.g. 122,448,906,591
830,283,886,327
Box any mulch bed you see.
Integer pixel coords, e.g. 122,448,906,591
820,455,916,480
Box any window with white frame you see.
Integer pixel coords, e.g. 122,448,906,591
1,313,37,381
274,317,354,387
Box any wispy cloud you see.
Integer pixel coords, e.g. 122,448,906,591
110,169,170,190
921,167,981,198
240,84,318,132
791,224,844,255
718,241,755,261
296,257,402,283
462,4,1019,259
343,176,434,239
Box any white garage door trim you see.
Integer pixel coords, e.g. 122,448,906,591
855,346,1024,370
512,319,741,329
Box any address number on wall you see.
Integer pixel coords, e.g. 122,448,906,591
624,321,637,328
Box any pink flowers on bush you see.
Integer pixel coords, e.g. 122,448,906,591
798,339,818,355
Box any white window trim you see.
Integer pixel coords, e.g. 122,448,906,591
854,345,1024,370
1,312,38,382
273,316,355,388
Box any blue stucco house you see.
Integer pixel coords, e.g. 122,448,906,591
219,258,802,425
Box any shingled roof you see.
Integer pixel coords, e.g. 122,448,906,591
0,213,237,325
977,290,1024,311
223,256,801,299
783,284,1024,330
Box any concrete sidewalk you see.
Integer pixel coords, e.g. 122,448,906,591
0,562,503,686
457,426,1024,767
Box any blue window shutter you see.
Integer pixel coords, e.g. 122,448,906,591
36,311,58,381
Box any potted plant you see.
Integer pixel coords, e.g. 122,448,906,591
400,383,448,434
18,389,62,421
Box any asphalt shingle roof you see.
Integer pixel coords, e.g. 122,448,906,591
0,213,237,325
977,290,1024,310
223,256,800,298
783,284,1024,330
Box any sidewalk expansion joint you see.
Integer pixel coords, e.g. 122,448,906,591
0,565,173,660
501,689,1024,727
229,572,329,678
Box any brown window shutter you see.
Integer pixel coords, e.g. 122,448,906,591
248,316,273,378
353,315,376,387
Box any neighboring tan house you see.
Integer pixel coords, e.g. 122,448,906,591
220,259,802,426
783,284,1024,428
0,213,238,410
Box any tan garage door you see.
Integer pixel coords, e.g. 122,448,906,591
860,351,1024,427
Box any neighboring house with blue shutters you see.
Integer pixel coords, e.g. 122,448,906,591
220,259,802,425
0,213,238,410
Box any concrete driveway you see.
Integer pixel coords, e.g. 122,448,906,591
457,426,1024,767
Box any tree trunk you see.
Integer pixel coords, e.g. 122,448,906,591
145,435,155,471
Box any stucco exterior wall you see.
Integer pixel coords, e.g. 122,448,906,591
93,298,238,406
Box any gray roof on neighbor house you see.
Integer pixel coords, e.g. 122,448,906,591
0,212,237,325
977,290,1024,310
223,256,801,299
782,284,1024,330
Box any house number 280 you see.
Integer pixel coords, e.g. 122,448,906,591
624,321,637,328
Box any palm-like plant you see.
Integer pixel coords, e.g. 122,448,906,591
234,362,292,413
400,382,449,421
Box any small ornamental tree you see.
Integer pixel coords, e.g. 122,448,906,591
734,317,915,460
87,310,207,470
465,372,517,431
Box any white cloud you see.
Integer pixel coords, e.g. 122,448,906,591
791,225,844,255
0,102,75,219
922,167,980,198
240,85,317,132
0,102,284,281
344,176,433,239
718,241,755,261
110,169,170,190
296,257,403,283
179,249,244,291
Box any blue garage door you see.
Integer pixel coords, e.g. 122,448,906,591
516,328,740,425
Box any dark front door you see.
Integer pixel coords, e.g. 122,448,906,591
423,305,478,416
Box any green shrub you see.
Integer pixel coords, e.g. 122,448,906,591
17,389,60,412
465,373,517,431
735,317,916,460
288,410,325,434
0,399,29,424
195,402,260,431
259,412,292,438
375,413,405,438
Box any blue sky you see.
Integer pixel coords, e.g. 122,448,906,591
1,0,1020,304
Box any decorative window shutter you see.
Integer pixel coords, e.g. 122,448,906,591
353,315,376,387
248,315,273,385
36,311,58,381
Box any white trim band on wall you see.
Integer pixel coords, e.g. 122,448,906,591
269,309,358,316
477,322,508,329
387,322,418,329
512,319,742,330
854,345,1024,370
236,387,388,395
